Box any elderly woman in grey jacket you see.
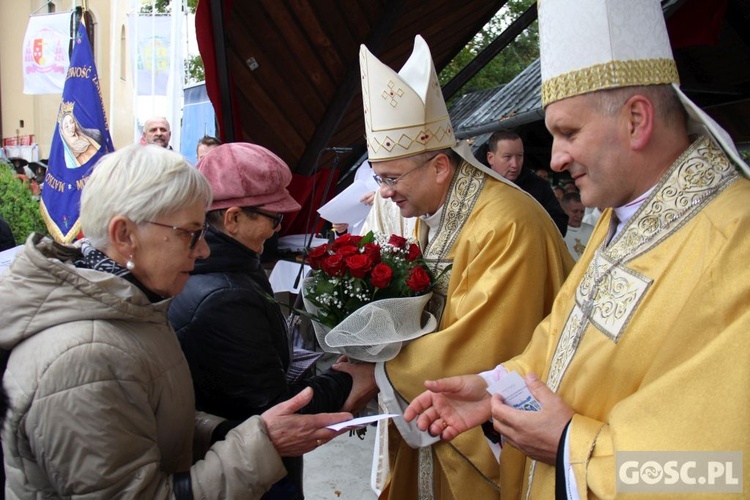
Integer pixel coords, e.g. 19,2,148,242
0,144,350,499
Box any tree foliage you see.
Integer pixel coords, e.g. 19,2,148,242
138,0,171,14
0,165,47,243
439,0,538,97
139,0,198,15
185,54,205,85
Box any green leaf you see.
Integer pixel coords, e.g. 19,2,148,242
0,165,47,243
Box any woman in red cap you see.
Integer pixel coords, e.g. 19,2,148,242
170,142,377,499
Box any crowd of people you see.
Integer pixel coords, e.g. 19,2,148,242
1,0,749,498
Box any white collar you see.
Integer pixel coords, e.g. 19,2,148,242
612,186,656,237
419,204,445,245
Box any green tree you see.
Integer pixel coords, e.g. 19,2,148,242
140,0,198,14
139,0,171,14
185,54,205,85
0,165,47,243
440,0,538,96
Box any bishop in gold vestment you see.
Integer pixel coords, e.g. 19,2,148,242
379,159,572,499
357,33,573,499
405,2,750,498
500,137,750,497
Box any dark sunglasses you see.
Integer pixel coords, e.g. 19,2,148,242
241,206,284,229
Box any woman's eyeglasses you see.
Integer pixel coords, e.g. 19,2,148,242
241,206,284,229
145,221,208,249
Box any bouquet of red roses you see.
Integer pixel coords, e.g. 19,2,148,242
302,231,440,361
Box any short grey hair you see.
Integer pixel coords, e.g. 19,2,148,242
587,84,688,127
142,116,171,133
80,144,213,248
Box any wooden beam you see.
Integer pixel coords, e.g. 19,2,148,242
297,0,405,176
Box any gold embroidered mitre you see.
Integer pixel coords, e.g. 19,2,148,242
538,0,750,176
539,0,678,107
359,35,456,162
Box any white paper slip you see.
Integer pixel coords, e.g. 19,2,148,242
0,245,22,276
486,371,541,411
326,413,400,431
317,179,374,226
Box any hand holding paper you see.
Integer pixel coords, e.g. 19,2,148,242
317,179,374,227
326,413,399,431
486,371,541,411
488,372,574,465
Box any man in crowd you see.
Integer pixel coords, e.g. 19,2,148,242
533,167,549,181
357,35,573,499
142,116,172,149
552,184,564,202
561,192,594,261
486,130,568,235
405,1,750,497
196,135,222,161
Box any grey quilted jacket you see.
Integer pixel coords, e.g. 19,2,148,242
0,235,285,499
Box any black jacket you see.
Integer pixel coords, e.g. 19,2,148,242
169,227,353,498
169,226,352,420
0,216,15,252
515,169,569,236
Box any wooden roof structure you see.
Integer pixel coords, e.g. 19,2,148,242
196,0,529,176
196,0,750,180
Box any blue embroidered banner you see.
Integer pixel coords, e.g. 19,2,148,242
41,21,114,243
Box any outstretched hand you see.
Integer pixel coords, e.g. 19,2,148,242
403,375,491,441
332,355,379,413
261,387,352,456
490,373,574,464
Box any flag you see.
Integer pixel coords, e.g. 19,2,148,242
40,21,115,244
23,11,72,94
131,14,172,96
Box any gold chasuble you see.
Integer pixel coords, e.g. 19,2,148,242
381,160,573,499
503,137,750,498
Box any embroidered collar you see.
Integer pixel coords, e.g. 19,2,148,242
612,186,655,239
607,136,738,262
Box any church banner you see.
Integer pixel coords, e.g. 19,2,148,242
131,14,172,96
41,22,115,244
23,11,72,95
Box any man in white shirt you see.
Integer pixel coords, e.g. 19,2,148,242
561,192,594,261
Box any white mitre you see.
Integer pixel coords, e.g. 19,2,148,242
538,0,749,176
359,35,512,183
359,35,454,161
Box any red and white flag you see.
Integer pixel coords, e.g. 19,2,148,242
23,12,72,95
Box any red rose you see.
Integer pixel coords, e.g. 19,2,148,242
406,243,422,262
321,254,346,277
370,263,393,288
336,245,359,258
388,234,407,249
406,266,431,292
362,243,382,264
306,244,330,270
346,254,373,278
333,233,363,249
